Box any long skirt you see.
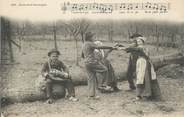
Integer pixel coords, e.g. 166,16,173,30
136,60,161,100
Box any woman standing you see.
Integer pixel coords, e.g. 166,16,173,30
133,36,161,101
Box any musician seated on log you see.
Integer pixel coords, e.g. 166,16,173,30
41,49,78,104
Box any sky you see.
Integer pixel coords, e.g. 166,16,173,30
0,0,184,22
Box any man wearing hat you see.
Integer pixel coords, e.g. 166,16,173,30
82,32,117,99
41,49,78,104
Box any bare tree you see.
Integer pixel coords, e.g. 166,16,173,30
103,20,114,42
63,20,81,65
13,21,26,53
62,19,90,65
155,24,160,51
53,22,57,49
78,19,90,43
108,21,114,42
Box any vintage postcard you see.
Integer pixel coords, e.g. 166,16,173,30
0,0,184,117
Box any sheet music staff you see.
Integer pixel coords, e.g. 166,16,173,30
61,2,170,13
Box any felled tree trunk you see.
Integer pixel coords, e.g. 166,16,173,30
3,83,66,103
3,53,184,103
71,52,184,84
152,53,184,70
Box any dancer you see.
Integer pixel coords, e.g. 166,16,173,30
94,41,119,92
82,32,117,99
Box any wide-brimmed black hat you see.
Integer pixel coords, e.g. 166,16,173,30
130,33,143,39
48,49,60,56
85,32,95,41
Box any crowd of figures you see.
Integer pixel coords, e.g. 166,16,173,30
41,32,161,104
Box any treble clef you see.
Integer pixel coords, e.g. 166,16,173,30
61,2,68,13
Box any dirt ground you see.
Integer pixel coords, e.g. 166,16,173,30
2,77,184,117
1,39,184,117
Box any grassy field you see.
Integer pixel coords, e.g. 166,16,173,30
1,39,184,117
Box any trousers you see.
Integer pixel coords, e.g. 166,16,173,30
85,62,107,96
97,59,118,88
46,78,75,99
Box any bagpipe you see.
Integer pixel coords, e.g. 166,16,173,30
46,69,70,81
46,61,70,81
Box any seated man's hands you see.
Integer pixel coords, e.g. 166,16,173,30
48,69,71,79
45,73,55,80
57,72,70,79
63,72,69,78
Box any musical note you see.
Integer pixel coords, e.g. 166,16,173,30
160,3,169,11
94,3,98,9
127,3,133,10
99,4,106,12
160,5,167,11
79,4,84,11
108,5,113,12
119,3,126,10
144,2,152,10
71,3,78,11
85,4,90,10
134,3,141,10
153,3,159,10
61,2,67,13
135,3,139,9
91,3,99,11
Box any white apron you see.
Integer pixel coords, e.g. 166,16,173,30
136,57,157,84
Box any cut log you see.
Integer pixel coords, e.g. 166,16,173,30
151,53,184,70
71,52,184,84
2,52,184,103
3,82,66,103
